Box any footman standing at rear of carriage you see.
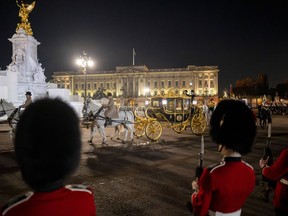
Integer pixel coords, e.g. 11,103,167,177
191,100,257,216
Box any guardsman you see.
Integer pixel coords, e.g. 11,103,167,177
259,148,288,215
1,98,96,216
191,100,256,216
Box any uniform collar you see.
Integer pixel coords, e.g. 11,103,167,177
223,157,242,162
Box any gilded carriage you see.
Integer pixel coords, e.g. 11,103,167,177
133,93,207,141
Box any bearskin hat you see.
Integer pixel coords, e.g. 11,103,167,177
209,99,256,155
15,98,81,191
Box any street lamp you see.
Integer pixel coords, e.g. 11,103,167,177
76,51,94,99
144,87,150,105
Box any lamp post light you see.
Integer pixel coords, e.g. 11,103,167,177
76,51,94,99
144,87,150,106
189,81,193,95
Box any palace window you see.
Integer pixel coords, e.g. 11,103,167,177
182,81,186,87
199,80,202,88
154,81,158,88
175,81,179,87
94,83,97,89
210,80,214,88
87,83,91,90
161,81,165,88
168,81,172,88
81,84,84,90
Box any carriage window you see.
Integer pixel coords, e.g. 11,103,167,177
152,100,160,107
183,99,190,110
176,99,183,111
167,99,175,112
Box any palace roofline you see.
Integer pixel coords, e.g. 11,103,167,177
52,65,219,76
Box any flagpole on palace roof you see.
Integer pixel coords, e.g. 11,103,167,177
133,48,136,66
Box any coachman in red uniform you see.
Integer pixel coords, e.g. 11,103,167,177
259,148,288,216
191,100,257,216
1,98,96,216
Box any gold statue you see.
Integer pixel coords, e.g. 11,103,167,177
16,0,36,35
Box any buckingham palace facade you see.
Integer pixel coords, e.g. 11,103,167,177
52,65,219,103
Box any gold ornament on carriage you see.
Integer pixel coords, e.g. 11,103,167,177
16,0,36,35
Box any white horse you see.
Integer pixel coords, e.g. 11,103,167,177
0,99,20,141
84,99,134,146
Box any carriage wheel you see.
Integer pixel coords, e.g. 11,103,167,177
145,121,162,141
133,119,146,138
190,113,206,135
172,123,186,133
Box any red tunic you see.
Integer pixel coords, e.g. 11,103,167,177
191,157,255,216
262,148,288,213
1,185,96,216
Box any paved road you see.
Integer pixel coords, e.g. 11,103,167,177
0,115,288,215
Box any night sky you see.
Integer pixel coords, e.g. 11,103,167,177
1,0,287,93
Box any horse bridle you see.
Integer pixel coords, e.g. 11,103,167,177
0,101,8,117
85,100,106,120
0,101,20,127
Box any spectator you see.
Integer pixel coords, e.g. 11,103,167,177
191,99,257,216
259,148,288,216
1,98,96,216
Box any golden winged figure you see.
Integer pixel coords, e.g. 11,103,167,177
16,0,36,35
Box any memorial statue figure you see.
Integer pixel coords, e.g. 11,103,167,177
16,0,36,35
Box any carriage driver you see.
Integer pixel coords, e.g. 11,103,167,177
19,91,33,109
102,92,117,127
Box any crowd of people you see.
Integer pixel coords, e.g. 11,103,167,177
0,93,287,216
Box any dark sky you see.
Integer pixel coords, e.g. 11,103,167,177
1,0,287,92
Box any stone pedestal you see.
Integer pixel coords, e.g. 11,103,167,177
6,28,47,105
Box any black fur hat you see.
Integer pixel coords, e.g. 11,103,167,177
107,92,112,97
209,99,256,155
14,98,81,191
